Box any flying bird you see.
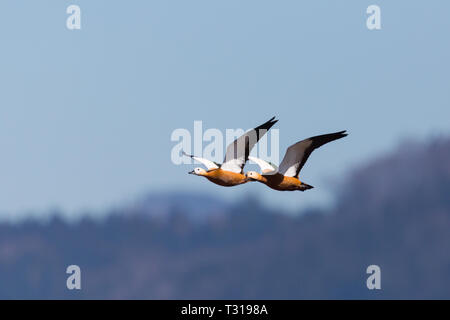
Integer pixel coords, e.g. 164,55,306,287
246,130,347,191
184,117,278,187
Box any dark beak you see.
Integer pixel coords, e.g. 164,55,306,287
188,170,195,174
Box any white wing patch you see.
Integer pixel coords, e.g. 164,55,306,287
278,140,311,177
248,156,278,175
221,117,278,174
220,159,244,174
279,164,299,177
182,151,219,171
278,131,347,177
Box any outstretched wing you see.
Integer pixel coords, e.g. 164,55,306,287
221,117,278,173
248,156,278,175
182,151,220,171
279,131,347,177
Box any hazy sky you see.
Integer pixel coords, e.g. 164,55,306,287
1,1,449,220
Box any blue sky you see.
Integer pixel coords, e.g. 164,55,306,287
0,1,449,220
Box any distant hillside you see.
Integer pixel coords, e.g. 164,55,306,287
118,191,231,223
0,137,449,299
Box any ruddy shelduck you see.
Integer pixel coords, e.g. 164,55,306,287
184,117,278,187
246,131,347,191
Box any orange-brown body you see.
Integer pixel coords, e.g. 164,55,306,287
203,169,248,187
248,172,313,191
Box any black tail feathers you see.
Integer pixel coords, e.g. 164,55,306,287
300,182,314,191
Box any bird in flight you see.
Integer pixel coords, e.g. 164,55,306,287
246,131,347,191
184,117,278,187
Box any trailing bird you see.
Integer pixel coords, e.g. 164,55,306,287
184,117,278,187
246,130,347,191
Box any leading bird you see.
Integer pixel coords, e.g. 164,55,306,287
184,117,278,187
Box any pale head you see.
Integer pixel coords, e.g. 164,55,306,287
246,171,264,182
188,167,207,176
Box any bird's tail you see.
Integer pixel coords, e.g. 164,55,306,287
299,182,314,191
